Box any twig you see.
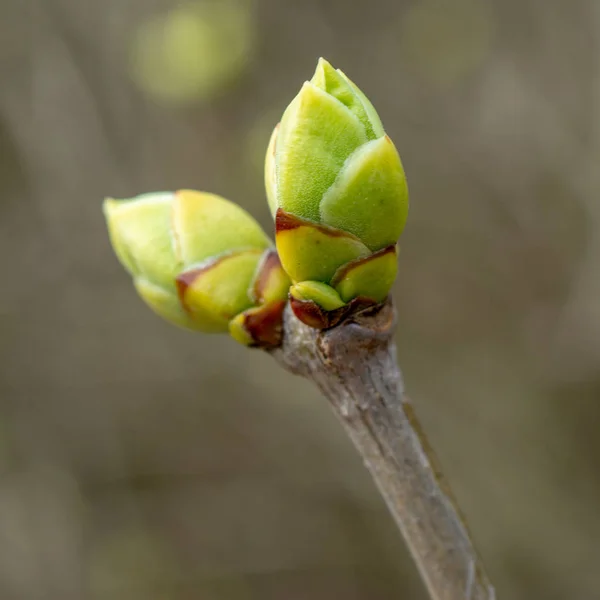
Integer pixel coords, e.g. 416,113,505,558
270,300,496,600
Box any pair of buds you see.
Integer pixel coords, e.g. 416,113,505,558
104,58,409,347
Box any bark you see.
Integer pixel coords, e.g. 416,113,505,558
270,300,496,600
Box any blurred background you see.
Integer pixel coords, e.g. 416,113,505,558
1,0,599,598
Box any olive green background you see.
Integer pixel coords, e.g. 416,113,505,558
1,0,599,598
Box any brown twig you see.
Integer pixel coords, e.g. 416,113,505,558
270,299,496,600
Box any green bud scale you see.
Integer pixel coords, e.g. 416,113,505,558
103,190,290,347
265,58,409,328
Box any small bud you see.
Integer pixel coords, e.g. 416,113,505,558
288,281,345,329
103,190,290,347
265,58,408,327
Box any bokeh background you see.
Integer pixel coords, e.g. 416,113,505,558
1,0,599,598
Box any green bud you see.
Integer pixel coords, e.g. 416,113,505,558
103,189,290,347
290,281,345,312
265,58,409,328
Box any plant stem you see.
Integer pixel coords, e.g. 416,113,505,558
270,300,496,600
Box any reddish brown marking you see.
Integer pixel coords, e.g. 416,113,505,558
175,254,233,313
290,295,379,331
275,209,305,232
252,249,283,303
290,296,330,330
243,300,286,348
330,244,396,287
176,270,202,314
275,209,359,239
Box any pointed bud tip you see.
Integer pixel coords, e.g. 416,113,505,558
102,196,125,221
102,196,138,277
300,80,314,93
312,57,335,85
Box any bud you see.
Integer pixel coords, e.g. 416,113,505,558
265,58,408,327
103,190,290,347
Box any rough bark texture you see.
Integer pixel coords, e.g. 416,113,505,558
271,300,496,600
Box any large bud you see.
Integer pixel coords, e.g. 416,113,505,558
103,190,290,347
265,58,409,328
